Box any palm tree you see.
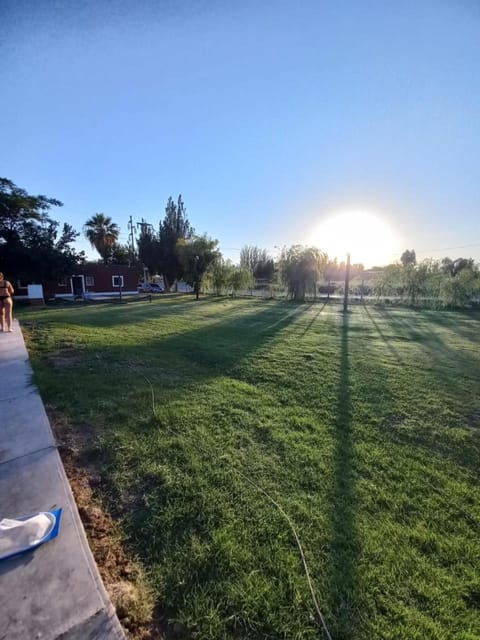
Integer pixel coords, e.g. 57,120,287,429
83,213,119,263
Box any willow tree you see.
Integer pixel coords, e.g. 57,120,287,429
228,265,254,296
177,235,220,299
279,245,326,301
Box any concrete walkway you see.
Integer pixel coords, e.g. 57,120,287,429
0,320,125,639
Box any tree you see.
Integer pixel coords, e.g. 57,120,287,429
206,258,233,296
400,249,416,267
158,195,194,289
137,224,161,275
0,178,84,284
322,258,364,283
279,246,326,301
240,245,275,281
228,265,254,296
177,235,220,300
240,245,262,272
23,221,85,286
441,257,475,278
371,258,478,307
0,177,63,234
373,263,403,300
403,262,430,305
110,243,131,265
83,213,120,263
441,266,479,307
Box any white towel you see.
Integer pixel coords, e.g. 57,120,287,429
0,513,53,555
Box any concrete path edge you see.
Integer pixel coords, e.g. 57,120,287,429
0,320,125,639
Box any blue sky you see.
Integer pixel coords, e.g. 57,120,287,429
1,0,479,266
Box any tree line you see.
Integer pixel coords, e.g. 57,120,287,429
0,178,84,285
369,249,480,308
1,177,479,307
0,178,254,300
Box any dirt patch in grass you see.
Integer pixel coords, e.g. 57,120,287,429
48,350,84,368
46,407,165,640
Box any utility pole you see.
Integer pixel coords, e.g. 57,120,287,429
136,219,154,252
136,219,154,285
136,218,153,235
118,273,123,303
128,215,136,263
343,253,351,313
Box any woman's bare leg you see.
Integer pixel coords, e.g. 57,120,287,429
4,298,13,331
0,301,4,332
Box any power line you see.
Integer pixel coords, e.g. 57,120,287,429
415,242,480,255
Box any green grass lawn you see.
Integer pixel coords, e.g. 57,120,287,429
17,297,480,640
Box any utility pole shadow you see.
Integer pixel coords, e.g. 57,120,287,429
328,310,360,639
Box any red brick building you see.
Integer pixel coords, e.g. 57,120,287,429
47,263,139,298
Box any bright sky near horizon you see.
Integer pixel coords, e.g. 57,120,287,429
1,0,479,267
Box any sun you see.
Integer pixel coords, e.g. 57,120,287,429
309,211,399,267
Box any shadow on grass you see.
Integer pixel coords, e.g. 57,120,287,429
31,298,328,461
367,307,480,479
376,307,479,389
328,311,360,639
415,308,480,342
363,304,402,363
376,307,475,358
22,295,261,330
300,302,328,337
73,298,326,636
81,299,315,491
69,299,315,386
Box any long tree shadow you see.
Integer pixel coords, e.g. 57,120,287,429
300,302,328,337
37,295,262,329
42,297,316,448
328,311,360,639
415,308,480,342
377,307,461,356
363,304,402,363
376,308,479,389
369,307,480,478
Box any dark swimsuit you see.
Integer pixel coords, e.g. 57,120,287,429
0,281,11,300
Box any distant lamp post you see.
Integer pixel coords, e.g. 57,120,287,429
194,255,200,300
343,253,351,313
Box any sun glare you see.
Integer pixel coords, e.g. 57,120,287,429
310,211,398,267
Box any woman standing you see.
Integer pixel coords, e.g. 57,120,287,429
0,273,14,332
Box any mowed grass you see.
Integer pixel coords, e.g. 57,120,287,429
17,297,480,640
